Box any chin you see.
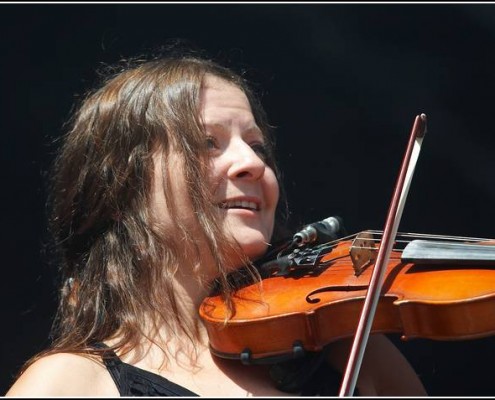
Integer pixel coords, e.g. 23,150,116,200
226,223,273,263
238,237,270,262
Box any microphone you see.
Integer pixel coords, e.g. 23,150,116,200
293,216,344,246
257,216,345,277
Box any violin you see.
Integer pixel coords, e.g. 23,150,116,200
199,230,495,363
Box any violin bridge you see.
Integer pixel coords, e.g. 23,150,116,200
350,231,377,275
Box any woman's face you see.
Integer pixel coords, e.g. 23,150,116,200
151,75,279,269
200,75,280,262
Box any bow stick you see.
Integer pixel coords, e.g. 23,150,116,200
338,113,428,396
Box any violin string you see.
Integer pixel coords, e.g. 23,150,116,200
280,230,493,261
346,230,493,253
362,230,492,242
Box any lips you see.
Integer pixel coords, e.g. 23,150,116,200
218,198,261,211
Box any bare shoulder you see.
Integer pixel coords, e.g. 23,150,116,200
6,352,119,397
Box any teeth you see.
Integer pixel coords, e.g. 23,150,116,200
219,200,259,210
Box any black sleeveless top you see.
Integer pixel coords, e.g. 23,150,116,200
94,343,346,396
94,343,198,396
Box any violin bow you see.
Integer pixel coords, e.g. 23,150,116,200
338,113,428,397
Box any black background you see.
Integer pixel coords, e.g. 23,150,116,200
2,2,495,396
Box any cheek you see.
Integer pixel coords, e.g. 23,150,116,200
206,160,224,195
262,171,280,240
266,170,280,211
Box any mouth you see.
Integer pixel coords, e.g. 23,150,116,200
218,198,261,211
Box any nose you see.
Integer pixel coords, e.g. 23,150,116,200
226,140,266,181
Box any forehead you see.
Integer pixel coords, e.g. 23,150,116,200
199,75,253,119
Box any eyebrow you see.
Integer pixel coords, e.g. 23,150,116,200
204,122,263,136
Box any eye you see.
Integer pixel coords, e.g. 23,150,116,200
205,136,219,150
251,142,270,161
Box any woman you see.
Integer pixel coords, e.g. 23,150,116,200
6,51,427,396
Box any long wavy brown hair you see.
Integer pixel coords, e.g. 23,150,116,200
23,52,289,370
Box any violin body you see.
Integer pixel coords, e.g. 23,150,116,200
199,236,495,363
